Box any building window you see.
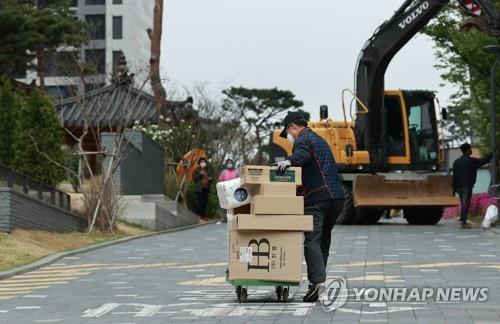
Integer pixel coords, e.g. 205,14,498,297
85,49,106,74
46,86,72,99
85,15,105,40
69,0,78,7
85,0,105,5
113,0,122,4
46,51,79,77
112,50,124,73
112,16,123,39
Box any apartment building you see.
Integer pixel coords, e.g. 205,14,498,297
17,0,154,98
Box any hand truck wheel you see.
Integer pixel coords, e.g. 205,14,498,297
241,287,248,302
275,285,283,301
282,287,289,302
236,285,242,301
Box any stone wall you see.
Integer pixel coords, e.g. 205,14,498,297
102,130,165,195
0,188,87,232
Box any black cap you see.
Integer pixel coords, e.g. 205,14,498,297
279,111,307,138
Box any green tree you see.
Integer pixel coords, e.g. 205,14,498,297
423,3,500,152
0,80,19,166
0,0,87,88
222,87,303,164
11,90,66,186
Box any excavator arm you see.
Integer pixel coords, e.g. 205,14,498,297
354,0,500,170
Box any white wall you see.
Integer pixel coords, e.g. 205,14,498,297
105,0,154,82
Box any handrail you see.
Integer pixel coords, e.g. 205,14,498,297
341,89,369,127
0,164,71,211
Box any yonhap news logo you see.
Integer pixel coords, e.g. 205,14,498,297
319,277,489,312
319,278,348,312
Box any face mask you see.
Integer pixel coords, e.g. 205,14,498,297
227,163,234,169
287,133,295,145
200,162,207,168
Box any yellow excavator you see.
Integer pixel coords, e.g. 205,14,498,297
270,0,500,225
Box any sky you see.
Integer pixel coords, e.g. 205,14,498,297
162,0,456,120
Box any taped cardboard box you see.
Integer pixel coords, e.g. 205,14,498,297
255,183,297,196
230,214,313,232
228,230,304,282
251,195,304,215
241,165,302,186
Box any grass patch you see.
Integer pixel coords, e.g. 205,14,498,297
0,221,152,271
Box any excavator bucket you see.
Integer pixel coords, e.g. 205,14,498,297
353,175,459,208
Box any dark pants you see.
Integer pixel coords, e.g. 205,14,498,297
457,187,473,223
304,199,344,287
196,188,209,216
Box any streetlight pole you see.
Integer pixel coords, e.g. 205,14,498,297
483,45,500,187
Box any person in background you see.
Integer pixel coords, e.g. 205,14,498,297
452,143,493,228
193,157,212,221
218,158,239,182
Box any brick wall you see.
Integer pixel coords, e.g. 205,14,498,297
0,188,87,232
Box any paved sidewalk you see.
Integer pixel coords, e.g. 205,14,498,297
0,218,499,323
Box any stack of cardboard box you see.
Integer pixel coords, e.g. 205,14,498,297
227,166,313,283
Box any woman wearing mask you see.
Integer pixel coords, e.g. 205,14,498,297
218,159,240,182
193,157,212,221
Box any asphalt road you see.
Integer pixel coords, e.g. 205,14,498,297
1,217,500,323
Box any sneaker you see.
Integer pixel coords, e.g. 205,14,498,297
459,221,471,229
303,283,325,302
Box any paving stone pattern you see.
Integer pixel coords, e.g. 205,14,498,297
1,218,500,323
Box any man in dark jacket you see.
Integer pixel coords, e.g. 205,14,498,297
276,111,345,302
453,143,493,228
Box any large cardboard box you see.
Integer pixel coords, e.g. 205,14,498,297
251,195,304,215
241,165,302,185
255,183,297,196
230,214,313,232
228,230,304,282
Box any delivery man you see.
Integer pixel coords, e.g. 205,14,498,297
276,111,345,302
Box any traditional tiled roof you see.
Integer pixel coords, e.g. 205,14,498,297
54,84,194,128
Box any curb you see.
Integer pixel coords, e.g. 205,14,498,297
0,220,218,280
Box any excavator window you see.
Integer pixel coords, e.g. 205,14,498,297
385,96,405,157
406,97,438,164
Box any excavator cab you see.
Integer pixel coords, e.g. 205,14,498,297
384,90,441,170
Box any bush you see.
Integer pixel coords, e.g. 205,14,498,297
443,192,497,220
0,80,18,167
164,172,181,200
11,90,66,186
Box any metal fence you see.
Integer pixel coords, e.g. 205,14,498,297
0,164,71,211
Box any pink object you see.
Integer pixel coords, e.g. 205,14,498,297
443,192,497,220
218,169,240,182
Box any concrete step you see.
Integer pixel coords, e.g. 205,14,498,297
120,195,197,231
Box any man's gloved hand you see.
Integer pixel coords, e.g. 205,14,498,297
275,160,291,175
